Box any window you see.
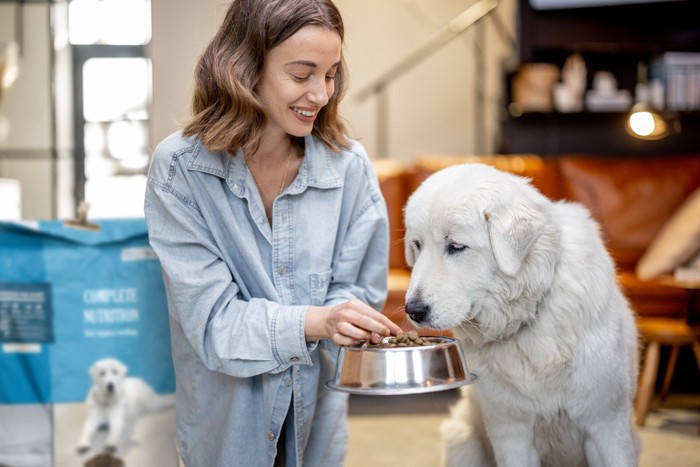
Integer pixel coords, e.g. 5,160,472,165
68,0,152,218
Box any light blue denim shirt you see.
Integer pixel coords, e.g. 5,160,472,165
144,131,389,467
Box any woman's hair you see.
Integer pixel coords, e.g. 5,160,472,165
183,0,350,156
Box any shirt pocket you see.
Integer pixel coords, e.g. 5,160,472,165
309,270,332,306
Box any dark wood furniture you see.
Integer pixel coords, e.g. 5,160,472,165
635,277,700,433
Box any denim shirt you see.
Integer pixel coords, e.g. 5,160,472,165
144,131,389,467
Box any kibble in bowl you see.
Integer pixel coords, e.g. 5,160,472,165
365,331,433,348
326,335,477,395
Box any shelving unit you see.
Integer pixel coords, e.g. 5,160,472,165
500,0,700,156
502,110,700,156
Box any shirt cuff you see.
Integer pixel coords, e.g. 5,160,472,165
271,305,313,368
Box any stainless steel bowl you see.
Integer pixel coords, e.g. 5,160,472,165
326,336,477,395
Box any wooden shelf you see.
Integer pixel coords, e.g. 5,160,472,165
501,111,700,156
501,1,700,156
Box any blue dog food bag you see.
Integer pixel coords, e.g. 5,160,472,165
0,219,177,467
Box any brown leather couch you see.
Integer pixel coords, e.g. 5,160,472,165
373,154,700,331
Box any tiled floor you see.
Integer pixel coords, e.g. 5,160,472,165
346,392,700,467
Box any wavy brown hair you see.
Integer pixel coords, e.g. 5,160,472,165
183,0,350,157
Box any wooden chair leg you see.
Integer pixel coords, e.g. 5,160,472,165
659,345,680,402
691,340,700,437
636,341,660,427
692,340,700,371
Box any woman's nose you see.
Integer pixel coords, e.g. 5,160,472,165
307,77,331,106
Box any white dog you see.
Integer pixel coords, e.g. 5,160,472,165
77,357,173,455
403,164,640,467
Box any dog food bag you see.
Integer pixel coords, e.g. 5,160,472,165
0,219,177,467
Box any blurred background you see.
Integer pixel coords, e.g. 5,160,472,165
2,0,696,222
1,1,699,466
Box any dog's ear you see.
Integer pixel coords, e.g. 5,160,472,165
89,362,98,380
110,359,128,377
404,238,416,267
485,199,544,277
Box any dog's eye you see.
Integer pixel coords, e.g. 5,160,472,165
412,240,421,251
446,242,467,255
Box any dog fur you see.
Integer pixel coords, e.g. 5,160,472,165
403,164,640,467
77,357,173,455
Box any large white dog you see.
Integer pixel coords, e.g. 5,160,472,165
403,164,640,467
77,357,174,455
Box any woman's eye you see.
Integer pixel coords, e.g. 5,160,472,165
291,74,308,82
446,242,467,255
325,74,336,82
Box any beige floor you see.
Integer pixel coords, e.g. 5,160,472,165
346,394,700,467
54,401,178,467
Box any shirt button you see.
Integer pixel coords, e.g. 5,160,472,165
278,266,287,275
233,183,241,191
267,432,275,441
285,378,293,386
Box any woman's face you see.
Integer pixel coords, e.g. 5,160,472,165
257,25,342,142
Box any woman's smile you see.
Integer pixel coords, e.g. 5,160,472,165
257,25,342,139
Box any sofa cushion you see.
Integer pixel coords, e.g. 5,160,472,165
636,186,700,280
374,159,411,270
617,271,693,317
411,154,564,200
559,156,700,268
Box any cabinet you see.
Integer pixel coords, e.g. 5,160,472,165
501,0,700,155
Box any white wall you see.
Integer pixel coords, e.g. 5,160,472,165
0,4,52,151
149,0,517,161
149,0,230,154
0,0,517,220
0,3,55,219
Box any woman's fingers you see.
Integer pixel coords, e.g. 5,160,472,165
333,300,402,344
350,302,402,336
369,331,383,344
305,300,404,346
332,332,362,347
337,321,371,341
352,314,393,340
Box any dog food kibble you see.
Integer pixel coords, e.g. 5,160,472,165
84,453,125,467
369,331,432,348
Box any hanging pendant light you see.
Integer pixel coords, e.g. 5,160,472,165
625,102,670,140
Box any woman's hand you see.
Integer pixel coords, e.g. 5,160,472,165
305,300,403,347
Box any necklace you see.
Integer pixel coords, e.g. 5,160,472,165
278,145,295,196
249,144,296,221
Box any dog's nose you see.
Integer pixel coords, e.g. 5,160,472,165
405,299,430,323
107,383,114,393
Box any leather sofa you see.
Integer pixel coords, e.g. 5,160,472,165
373,154,700,332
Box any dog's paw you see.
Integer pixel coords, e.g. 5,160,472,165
76,445,90,455
104,444,118,455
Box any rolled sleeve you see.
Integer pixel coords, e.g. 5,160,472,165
270,305,314,370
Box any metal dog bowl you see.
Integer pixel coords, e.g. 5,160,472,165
326,336,477,395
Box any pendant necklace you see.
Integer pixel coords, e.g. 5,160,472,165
277,145,295,197
250,144,295,221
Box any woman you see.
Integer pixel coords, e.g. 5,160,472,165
144,0,401,466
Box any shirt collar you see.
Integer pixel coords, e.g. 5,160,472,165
186,134,344,196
